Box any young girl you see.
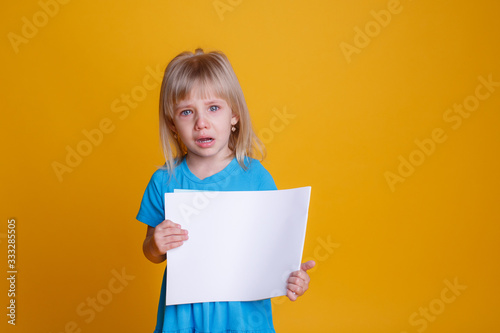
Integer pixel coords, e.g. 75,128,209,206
136,48,315,333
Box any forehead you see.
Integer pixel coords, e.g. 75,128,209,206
186,82,220,100
175,81,227,107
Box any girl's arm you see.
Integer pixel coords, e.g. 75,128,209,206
143,220,189,264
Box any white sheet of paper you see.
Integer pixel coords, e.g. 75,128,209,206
165,187,311,305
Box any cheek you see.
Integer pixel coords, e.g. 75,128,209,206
173,122,192,137
221,122,233,134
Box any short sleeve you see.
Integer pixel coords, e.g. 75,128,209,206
258,171,277,191
253,160,277,191
136,170,166,227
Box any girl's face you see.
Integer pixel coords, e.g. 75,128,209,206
172,86,238,165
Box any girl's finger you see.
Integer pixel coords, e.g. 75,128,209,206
164,227,188,236
287,276,303,286
289,270,309,283
300,260,316,272
158,219,180,229
286,288,298,301
162,240,185,252
166,234,189,243
289,284,304,296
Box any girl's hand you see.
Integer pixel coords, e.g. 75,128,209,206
143,220,188,263
286,260,316,301
152,220,189,255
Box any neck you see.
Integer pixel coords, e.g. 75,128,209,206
185,153,234,180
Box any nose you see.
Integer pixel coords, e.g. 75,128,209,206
194,113,209,130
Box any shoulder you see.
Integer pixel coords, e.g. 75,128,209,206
145,165,181,192
147,167,169,187
243,158,277,190
136,168,173,227
150,167,170,181
244,158,267,173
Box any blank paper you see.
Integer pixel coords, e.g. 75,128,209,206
165,187,311,305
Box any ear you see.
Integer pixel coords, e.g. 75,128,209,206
231,114,239,126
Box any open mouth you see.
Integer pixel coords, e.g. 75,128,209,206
196,137,214,143
195,137,215,147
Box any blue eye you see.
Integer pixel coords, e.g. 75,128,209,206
209,105,220,112
180,110,192,116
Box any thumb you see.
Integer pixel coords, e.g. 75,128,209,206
301,260,316,272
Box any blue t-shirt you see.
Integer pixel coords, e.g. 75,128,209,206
136,157,277,333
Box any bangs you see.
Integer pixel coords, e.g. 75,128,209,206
169,58,232,110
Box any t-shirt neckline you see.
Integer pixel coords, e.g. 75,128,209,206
180,157,239,183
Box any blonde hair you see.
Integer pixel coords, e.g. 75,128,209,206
159,48,265,171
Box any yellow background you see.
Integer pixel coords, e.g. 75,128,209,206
2,0,499,332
